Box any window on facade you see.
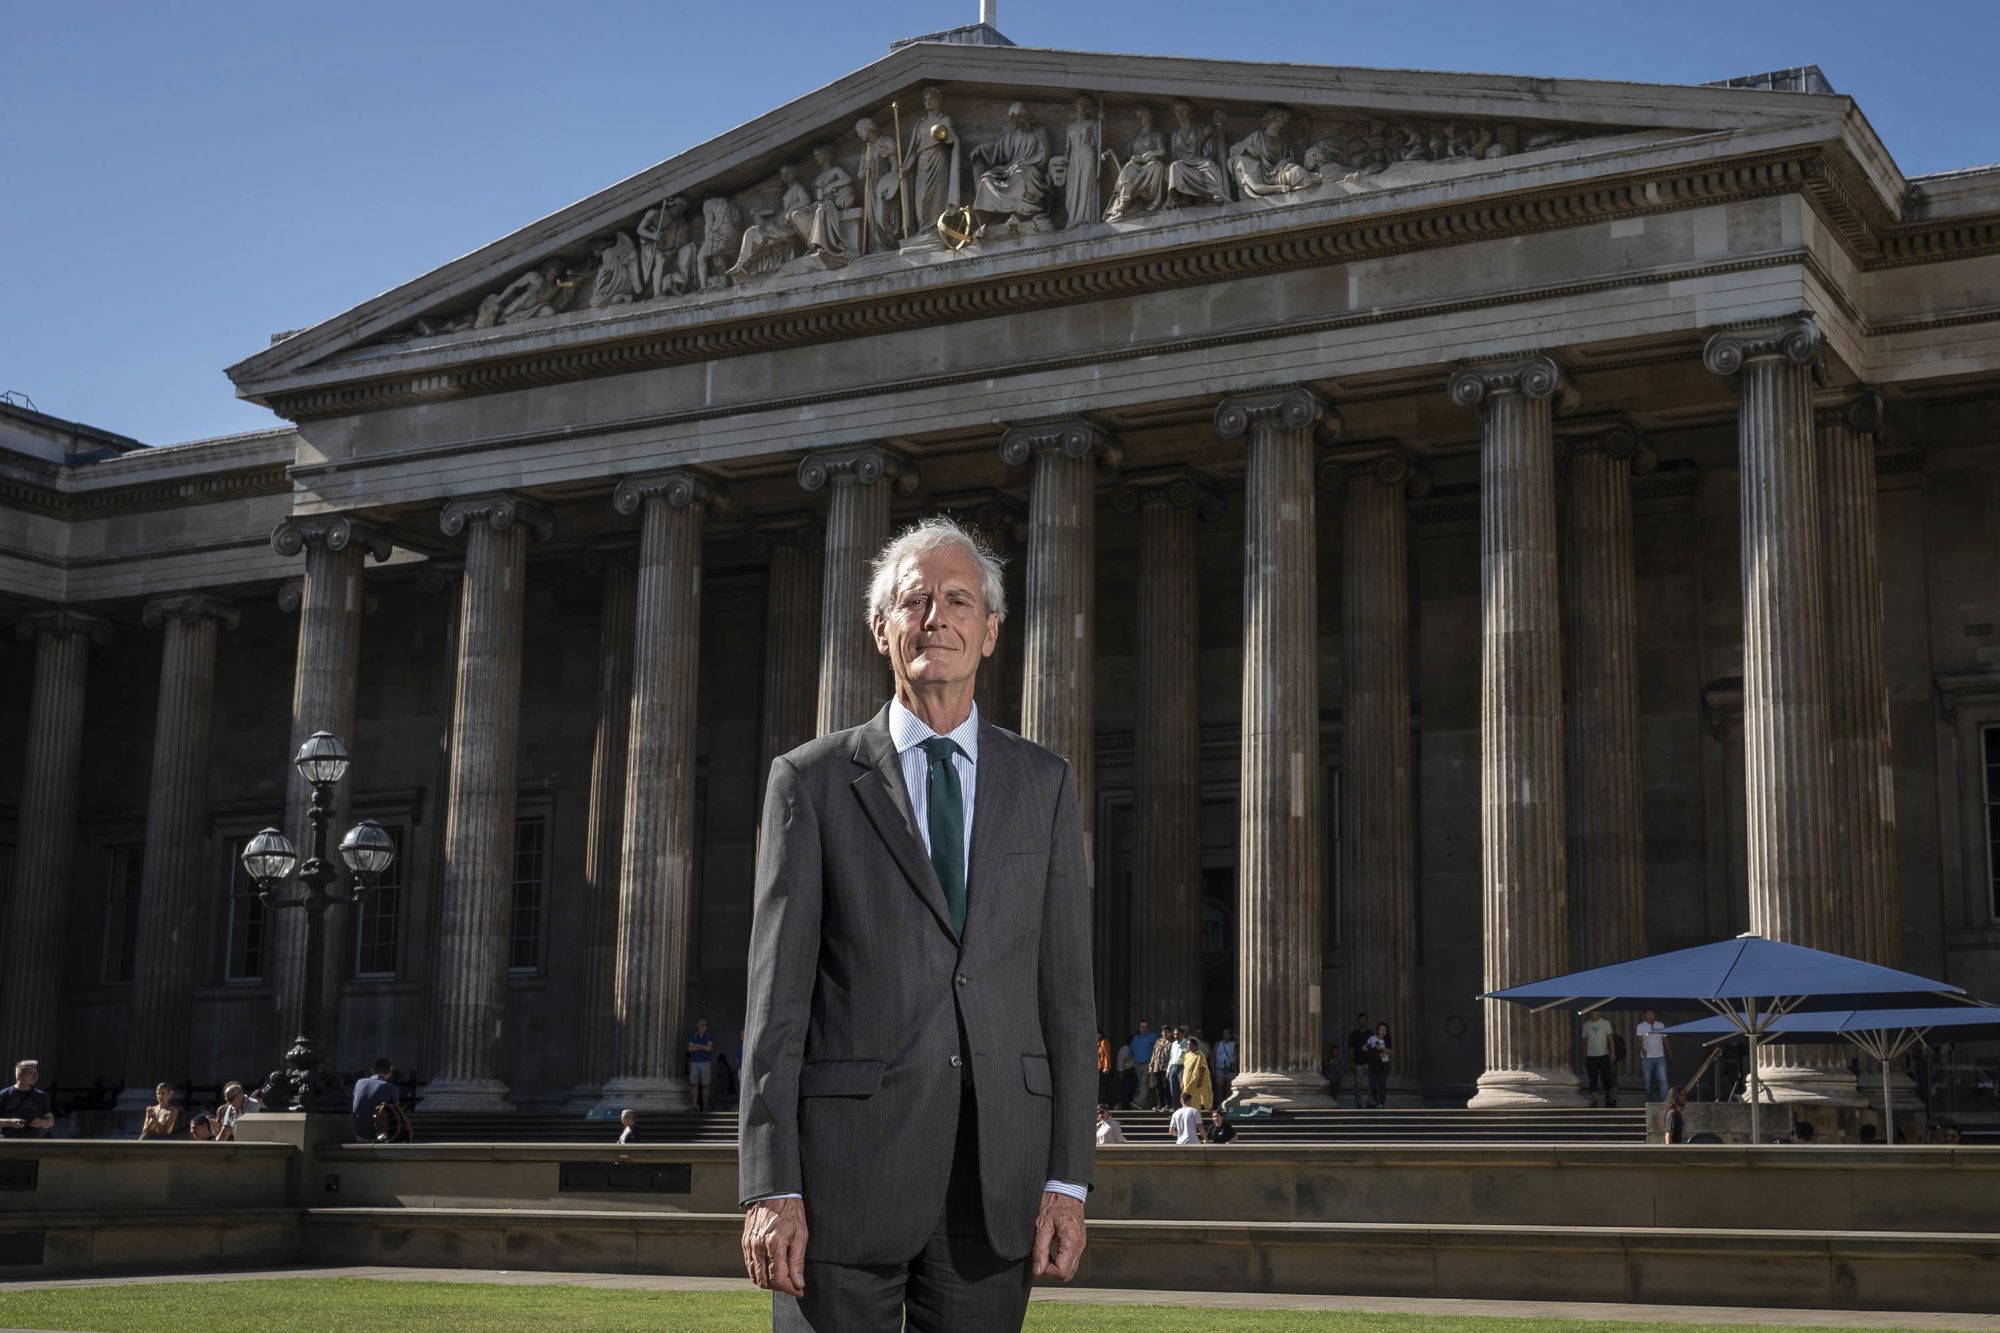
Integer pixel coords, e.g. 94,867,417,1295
101,844,143,984
223,835,266,982
1985,725,2000,921
353,824,405,979
510,817,547,974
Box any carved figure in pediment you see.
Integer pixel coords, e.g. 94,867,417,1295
639,196,697,299
904,86,961,237
1167,101,1229,206
695,196,743,289
1051,94,1105,228
476,259,572,328
855,117,901,252
728,166,811,280
969,102,1051,231
587,232,643,309
804,146,856,260
1103,106,1169,222
1303,122,1390,183
1229,109,1318,199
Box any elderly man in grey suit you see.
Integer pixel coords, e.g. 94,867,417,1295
739,515,1094,1331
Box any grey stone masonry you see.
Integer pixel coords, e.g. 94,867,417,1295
1451,358,1583,1109
0,610,110,1078
420,494,552,1112
1002,420,1122,889
1216,388,1334,1109
1703,319,1860,1106
1114,470,1221,1038
800,447,915,735
752,520,824,774
121,595,239,1107
1325,447,1427,1102
602,473,724,1111
269,516,392,1061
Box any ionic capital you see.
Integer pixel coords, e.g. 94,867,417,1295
1214,387,1331,441
142,593,240,631
1815,388,1883,435
797,444,919,494
438,492,555,542
1556,420,1656,475
1701,317,1823,382
13,607,112,647
581,541,640,576
1111,468,1227,521
271,514,393,562
1318,446,1433,499
612,470,730,517
998,419,1123,469
1447,357,1563,413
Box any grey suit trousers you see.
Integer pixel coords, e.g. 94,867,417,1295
773,1087,1032,1333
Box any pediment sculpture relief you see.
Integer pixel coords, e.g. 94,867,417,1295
377,85,1607,345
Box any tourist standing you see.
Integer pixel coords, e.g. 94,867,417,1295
0,1061,54,1139
1582,1012,1617,1107
1635,1010,1672,1103
1115,1038,1137,1109
1181,1040,1214,1112
1128,1021,1158,1107
1663,1087,1687,1145
1213,1028,1238,1104
1166,1026,1190,1108
1095,1031,1115,1107
1364,1023,1393,1109
350,1057,401,1143
1170,1094,1203,1145
1346,1014,1373,1109
688,1019,716,1112
1147,1025,1175,1112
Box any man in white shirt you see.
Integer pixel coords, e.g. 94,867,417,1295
1581,1014,1617,1107
216,1081,261,1141
1167,1027,1190,1107
1170,1093,1203,1146
1094,1105,1127,1146
1635,1010,1672,1103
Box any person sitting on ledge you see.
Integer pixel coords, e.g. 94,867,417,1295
619,1108,639,1145
139,1082,178,1140
189,1113,218,1141
1790,1120,1816,1144
351,1057,401,1144
1858,1122,1879,1144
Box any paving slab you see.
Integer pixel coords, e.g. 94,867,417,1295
1,1265,1996,1328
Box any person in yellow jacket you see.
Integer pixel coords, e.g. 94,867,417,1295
1181,1043,1215,1111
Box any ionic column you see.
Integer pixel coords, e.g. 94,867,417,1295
0,610,110,1076
751,520,824,771
1703,318,1859,1105
1215,388,1333,1108
800,447,916,735
270,515,392,1063
121,594,238,1108
600,473,723,1111
1001,420,1121,876
1818,392,1900,969
1556,424,1651,988
1112,471,1221,1034
420,494,552,1112
1450,358,1583,1109
565,544,637,1110
1323,448,1426,1102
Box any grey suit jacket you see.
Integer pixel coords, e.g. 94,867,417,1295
738,704,1096,1265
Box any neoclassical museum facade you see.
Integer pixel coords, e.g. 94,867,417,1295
3,35,1999,1112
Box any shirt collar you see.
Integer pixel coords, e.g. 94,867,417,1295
888,697,980,764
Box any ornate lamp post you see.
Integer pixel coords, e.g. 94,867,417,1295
239,731,396,1111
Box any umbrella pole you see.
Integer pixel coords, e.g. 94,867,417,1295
1748,1032,1760,1144
1882,1058,1893,1146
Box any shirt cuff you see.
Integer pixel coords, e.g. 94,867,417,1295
745,1192,802,1204
1042,1180,1087,1202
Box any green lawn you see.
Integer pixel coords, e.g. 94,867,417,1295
0,1280,1944,1333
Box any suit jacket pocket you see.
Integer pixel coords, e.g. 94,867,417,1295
1022,1052,1053,1098
800,1058,886,1098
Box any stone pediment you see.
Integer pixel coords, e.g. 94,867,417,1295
229,42,1868,413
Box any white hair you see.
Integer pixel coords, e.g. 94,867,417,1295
865,515,1007,627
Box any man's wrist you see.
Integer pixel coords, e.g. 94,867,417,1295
1042,1179,1087,1202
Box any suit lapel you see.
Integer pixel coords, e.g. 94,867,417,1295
849,707,957,941
962,721,1021,952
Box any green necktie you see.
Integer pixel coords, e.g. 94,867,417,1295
919,736,967,937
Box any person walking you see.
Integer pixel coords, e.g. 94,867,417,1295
1181,1040,1214,1112
1636,1010,1672,1103
1363,1023,1392,1109
1147,1025,1175,1113
1345,1014,1372,1109
1663,1087,1688,1145
1582,1012,1617,1107
739,517,1093,1331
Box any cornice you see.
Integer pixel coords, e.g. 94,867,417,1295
0,463,291,519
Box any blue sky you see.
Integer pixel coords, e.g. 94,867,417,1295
5,0,1995,445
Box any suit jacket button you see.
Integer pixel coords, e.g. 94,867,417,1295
949,1055,963,1068
955,973,968,986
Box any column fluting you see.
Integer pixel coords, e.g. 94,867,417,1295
601,473,722,1110
801,447,915,734
1451,358,1583,1109
121,595,238,1106
753,520,824,771
1326,448,1425,1102
0,610,110,1076
1216,387,1334,1108
1703,318,1860,1105
419,494,551,1111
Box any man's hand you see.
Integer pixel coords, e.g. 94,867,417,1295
741,1197,809,1298
1031,1190,1086,1282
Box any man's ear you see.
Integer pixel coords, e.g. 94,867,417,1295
981,611,999,658
872,613,893,658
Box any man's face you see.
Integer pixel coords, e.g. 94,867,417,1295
873,546,997,691
1138,1022,1150,1034
16,1067,35,1090
1644,1011,1656,1024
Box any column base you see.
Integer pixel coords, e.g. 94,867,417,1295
1223,1069,1334,1110
597,1075,693,1114
1749,1063,1867,1108
559,1084,615,1117
1468,1066,1586,1109
414,1077,515,1113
